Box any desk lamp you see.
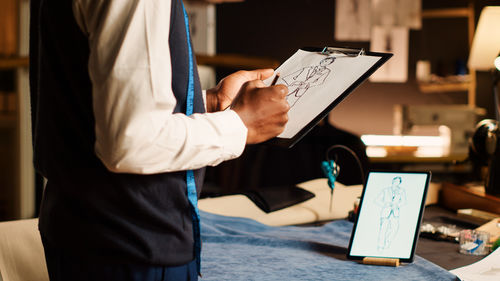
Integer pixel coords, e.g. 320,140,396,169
468,6,500,196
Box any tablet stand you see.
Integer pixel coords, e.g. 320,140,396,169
362,257,400,267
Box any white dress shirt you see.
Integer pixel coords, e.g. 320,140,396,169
72,0,247,174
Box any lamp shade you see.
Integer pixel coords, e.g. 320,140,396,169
468,6,500,71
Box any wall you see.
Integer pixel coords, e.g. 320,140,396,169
216,0,500,136
0,0,19,220
0,0,34,220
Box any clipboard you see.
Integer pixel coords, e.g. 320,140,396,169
265,46,392,148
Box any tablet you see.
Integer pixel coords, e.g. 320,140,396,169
265,47,392,148
347,171,431,263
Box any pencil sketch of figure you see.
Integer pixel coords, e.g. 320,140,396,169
281,57,335,107
376,176,407,250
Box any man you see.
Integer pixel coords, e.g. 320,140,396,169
29,0,289,280
376,176,407,250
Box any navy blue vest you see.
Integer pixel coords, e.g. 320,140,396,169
30,0,205,266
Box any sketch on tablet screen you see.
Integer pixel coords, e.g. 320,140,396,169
376,176,407,250
280,57,336,107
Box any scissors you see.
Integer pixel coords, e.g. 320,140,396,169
321,160,340,212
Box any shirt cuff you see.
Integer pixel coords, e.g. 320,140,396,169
210,109,247,161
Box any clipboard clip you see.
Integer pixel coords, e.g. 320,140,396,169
320,47,365,57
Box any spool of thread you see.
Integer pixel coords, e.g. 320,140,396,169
492,236,500,251
416,60,431,82
459,229,490,255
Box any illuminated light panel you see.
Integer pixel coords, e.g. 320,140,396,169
361,135,447,147
366,147,388,157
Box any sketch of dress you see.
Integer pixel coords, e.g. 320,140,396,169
281,57,335,107
376,176,407,250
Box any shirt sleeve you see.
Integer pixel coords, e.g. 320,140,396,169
72,0,247,174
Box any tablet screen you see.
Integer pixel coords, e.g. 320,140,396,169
347,171,431,262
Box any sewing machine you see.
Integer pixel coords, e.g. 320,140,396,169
394,105,486,155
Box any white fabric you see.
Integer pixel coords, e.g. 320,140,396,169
199,179,443,226
72,0,247,174
199,179,364,226
0,219,49,281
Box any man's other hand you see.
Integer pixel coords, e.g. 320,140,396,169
205,69,274,112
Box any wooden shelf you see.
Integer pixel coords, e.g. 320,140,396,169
369,153,468,164
418,81,470,93
196,53,280,69
1,54,279,71
420,2,476,105
1,55,279,71
422,8,473,19
0,113,16,128
440,183,500,215
0,56,29,70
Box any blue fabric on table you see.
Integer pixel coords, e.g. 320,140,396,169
200,211,456,281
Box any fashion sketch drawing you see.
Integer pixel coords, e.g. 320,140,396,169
280,56,336,107
376,176,407,250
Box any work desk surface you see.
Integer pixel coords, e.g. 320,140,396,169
416,205,485,270
200,179,489,274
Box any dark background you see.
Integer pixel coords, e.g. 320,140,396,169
202,0,500,196
215,0,500,128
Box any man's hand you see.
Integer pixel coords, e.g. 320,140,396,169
231,80,290,144
205,69,274,112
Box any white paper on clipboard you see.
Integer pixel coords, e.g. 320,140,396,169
263,48,387,140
